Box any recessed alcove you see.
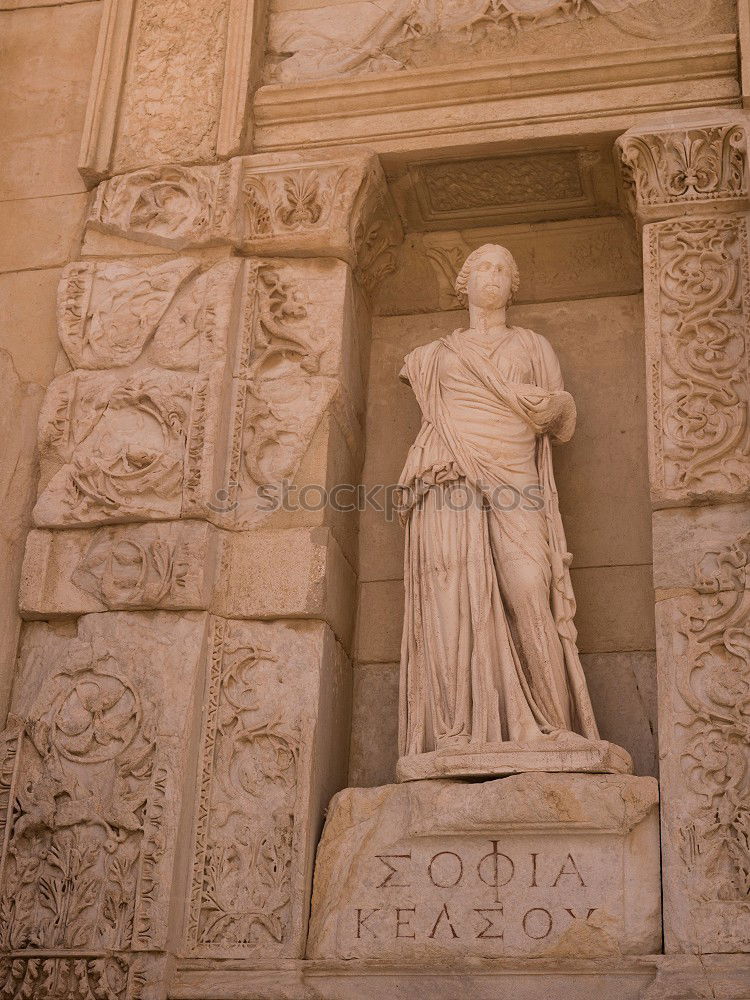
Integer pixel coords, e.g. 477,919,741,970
350,153,658,787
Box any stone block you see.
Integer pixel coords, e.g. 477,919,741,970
0,267,62,385
348,662,400,788
307,773,661,961
0,611,211,955
0,193,89,274
213,526,356,650
20,521,219,617
32,257,244,527
570,565,656,654
184,619,351,960
0,1,101,199
653,501,750,592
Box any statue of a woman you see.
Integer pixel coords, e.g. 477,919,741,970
396,244,632,780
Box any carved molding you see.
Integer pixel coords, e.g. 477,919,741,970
616,118,749,223
645,214,750,508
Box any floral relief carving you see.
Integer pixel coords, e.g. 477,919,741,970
617,123,748,219
676,532,750,911
0,653,155,953
115,0,230,168
72,526,193,610
648,216,750,505
34,369,194,527
242,166,348,238
412,151,589,224
187,621,304,956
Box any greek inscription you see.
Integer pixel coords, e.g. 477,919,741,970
522,908,553,940
395,907,416,938
428,904,459,939
474,908,505,940
428,851,464,888
356,907,380,938
375,853,412,888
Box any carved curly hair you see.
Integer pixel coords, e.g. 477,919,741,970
454,244,520,307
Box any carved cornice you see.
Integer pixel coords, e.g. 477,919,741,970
87,151,402,294
616,115,749,223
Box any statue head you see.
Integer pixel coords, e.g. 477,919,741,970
454,244,520,310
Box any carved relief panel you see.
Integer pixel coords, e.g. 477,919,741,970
186,619,350,959
644,214,750,507
656,529,750,952
0,612,210,981
227,257,363,529
33,258,243,528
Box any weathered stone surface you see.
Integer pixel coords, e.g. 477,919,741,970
655,531,750,953
33,257,243,527
0,611,210,955
213,526,356,649
308,773,660,961
20,521,218,616
0,352,43,719
185,619,351,960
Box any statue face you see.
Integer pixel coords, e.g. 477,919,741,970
466,247,514,310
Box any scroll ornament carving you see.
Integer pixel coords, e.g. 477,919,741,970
72,528,192,610
649,216,750,503
188,624,301,954
0,647,159,954
617,123,748,219
230,265,338,526
677,532,750,906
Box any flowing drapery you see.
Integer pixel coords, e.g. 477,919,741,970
397,328,599,758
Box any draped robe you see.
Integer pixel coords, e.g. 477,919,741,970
397,327,599,759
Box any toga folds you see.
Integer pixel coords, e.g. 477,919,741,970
397,327,599,758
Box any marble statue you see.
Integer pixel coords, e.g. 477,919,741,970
396,244,632,780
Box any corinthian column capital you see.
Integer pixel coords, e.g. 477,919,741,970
615,111,749,223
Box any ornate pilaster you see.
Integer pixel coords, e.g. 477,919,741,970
616,111,750,958
5,149,401,997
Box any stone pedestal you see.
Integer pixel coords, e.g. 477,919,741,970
307,773,661,962
397,738,633,781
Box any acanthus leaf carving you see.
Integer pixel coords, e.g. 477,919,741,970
617,122,748,221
